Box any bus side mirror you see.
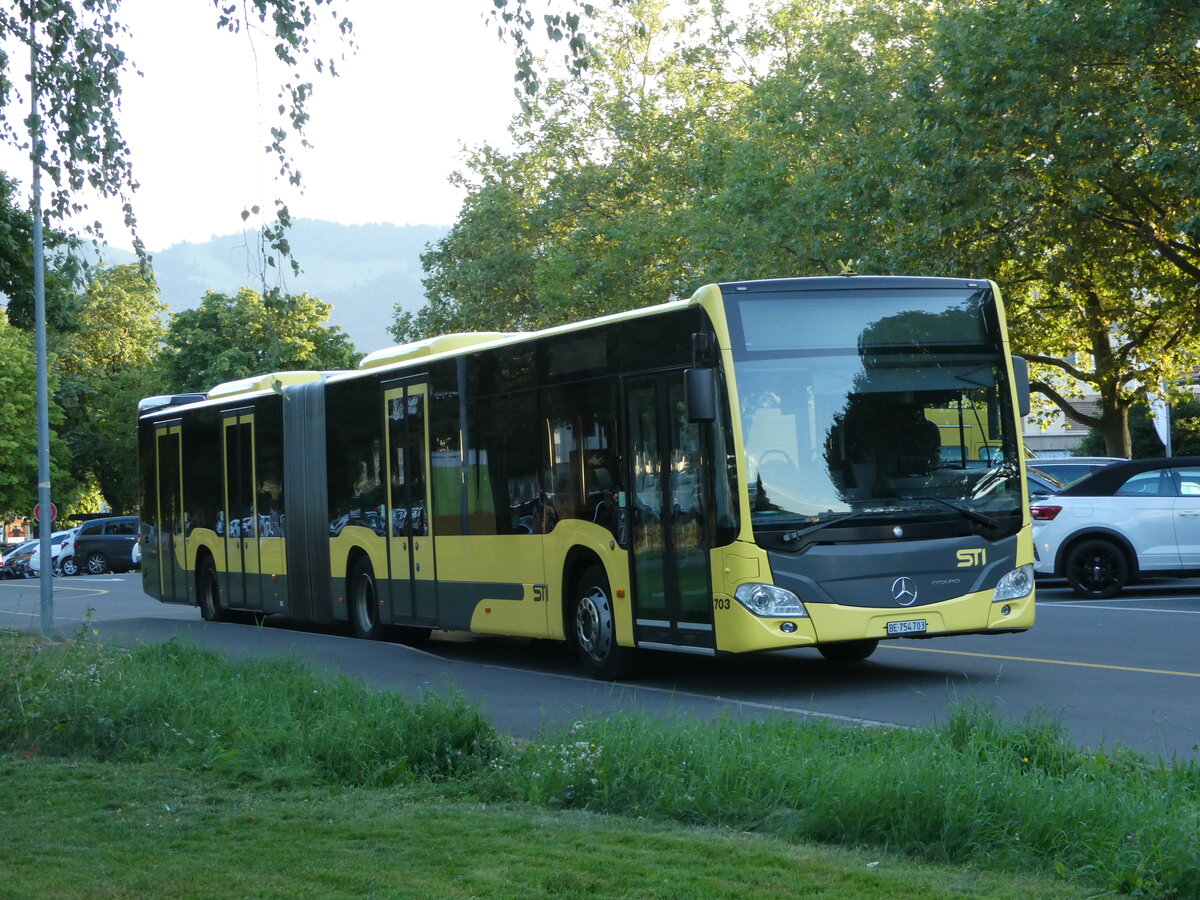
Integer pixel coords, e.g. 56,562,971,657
1012,355,1031,418
685,367,716,423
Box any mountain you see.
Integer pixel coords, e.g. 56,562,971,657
104,220,450,354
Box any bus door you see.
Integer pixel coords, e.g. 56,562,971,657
384,381,436,624
153,420,187,603
222,410,262,611
625,372,715,651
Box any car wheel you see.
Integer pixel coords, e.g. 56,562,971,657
60,556,78,576
1065,538,1130,598
85,552,109,575
349,556,385,640
572,564,634,680
818,639,880,663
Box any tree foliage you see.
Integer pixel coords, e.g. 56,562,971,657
0,315,75,521
161,287,360,393
0,316,42,520
407,0,1200,456
0,0,352,267
54,264,167,514
0,173,81,331
399,0,747,343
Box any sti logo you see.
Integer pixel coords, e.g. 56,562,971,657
956,549,986,568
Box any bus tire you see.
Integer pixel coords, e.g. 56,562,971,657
198,557,231,623
349,556,385,640
572,564,633,680
818,639,879,663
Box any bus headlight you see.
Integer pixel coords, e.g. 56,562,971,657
735,583,808,617
993,564,1034,603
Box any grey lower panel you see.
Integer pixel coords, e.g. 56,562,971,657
768,534,1019,610
387,579,526,631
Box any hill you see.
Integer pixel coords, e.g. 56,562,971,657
101,220,450,354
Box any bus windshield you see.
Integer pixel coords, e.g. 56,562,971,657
727,285,1022,531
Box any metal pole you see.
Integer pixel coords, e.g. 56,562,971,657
29,11,54,636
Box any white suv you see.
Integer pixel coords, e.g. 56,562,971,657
1031,457,1200,597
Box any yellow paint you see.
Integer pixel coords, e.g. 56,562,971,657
884,644,1200,679
713,596,819,652
186,530,225,570
328,527,387,579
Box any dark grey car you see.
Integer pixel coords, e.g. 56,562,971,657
68,516,139,575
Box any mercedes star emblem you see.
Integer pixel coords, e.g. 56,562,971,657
891,576,918,606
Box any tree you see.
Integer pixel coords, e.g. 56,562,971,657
0,172,81,331
1077,394,1200,459
912,0,1200,457
161,287,360,393
0,315,76,521
54,264,168,514
400,0,747,341
0,0,353,269
0,316,42,520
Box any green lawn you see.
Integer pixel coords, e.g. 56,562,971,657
1,759,1090,899
3,631,1191,897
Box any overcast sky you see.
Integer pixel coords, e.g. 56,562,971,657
6,0,524,252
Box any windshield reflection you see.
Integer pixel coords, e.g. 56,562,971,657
737,351,1021,528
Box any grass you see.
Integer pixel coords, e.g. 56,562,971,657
2,629,1196,897
1,761,1089,899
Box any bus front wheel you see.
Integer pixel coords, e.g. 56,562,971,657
572,564,633,680
349,557,385,640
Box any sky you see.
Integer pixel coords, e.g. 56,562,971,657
5,0,526,252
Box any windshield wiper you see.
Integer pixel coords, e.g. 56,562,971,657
777,511,869,547
970,460,1019,499
924,496,997,528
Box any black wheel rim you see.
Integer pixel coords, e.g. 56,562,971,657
1070,546,1122,595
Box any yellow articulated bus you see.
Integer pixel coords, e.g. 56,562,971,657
138,275,1035,679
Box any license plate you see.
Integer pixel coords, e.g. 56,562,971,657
887,619,927,636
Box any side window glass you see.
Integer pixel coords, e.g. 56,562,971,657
1172,467,1200,496
1115,471,1172,497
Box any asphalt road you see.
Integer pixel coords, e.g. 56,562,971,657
3,572,1198,759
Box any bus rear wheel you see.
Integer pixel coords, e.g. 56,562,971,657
572,564,633,680
818,639,879,663
198,557,231,623
349,557,385,640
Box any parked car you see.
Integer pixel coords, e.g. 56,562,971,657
1,541,37,578
28,529,77,575
67,515,139,575
1031,456,1200,597
1027,465,1065,500
1026,456,1124,487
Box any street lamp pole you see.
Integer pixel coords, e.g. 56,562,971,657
29,11,54,636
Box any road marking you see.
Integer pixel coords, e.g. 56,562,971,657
1040,600,1200,615
0,584,109,597
882,643,1200,678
